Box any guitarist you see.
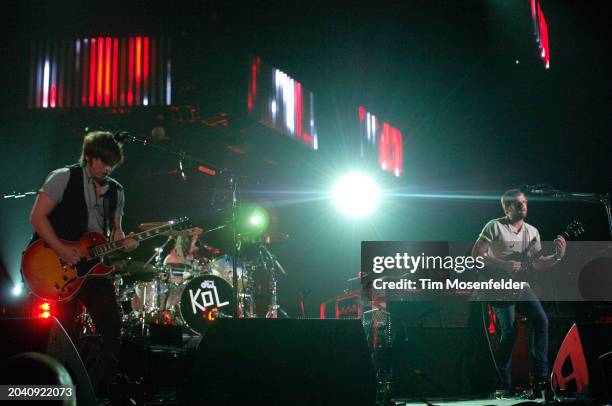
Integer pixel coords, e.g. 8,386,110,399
28,131,137,395
471,189,566,395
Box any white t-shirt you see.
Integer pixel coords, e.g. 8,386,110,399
478,217,542,260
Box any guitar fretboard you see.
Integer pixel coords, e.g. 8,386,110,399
88,222,177,258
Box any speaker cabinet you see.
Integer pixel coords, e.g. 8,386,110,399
0,317,96,405
184,319,376,405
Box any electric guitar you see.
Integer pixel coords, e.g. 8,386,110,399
22,217,190,302
480,220,584,299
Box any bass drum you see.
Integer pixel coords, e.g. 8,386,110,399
166,275,235,334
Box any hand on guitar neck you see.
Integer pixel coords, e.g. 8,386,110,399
111,230,139,253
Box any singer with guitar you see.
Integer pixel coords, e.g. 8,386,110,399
471,189,566,396
27,131,137,396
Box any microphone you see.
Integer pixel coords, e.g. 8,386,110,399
259,246,287,276
113,131,131,143
114,131,148,144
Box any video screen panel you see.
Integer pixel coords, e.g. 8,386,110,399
359,106,403,177
248,56,318,150
29,36,171,109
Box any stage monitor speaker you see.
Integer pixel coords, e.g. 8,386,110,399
551,322,612,398
0,317,96,405
184,319,376,405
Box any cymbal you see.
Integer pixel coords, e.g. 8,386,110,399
263,232,290,244
138,221,170,230
111,259,158,281
165,227,203,237
237,232,289,244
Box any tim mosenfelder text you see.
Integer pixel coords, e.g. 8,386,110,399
372,278,529,291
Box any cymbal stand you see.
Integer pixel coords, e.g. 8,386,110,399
229,171,241,318
144,236,174,267
259,246,288,318
138,236,173,334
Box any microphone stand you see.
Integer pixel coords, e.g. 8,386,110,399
230,172,241,318
118,132,222,178
569,192,612,240
525,185,612,239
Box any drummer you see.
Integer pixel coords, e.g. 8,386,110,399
163,227,203,284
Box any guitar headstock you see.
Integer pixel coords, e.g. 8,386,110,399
169,217,193,232
562,220,585,240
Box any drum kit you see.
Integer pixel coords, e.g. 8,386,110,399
110,221,289,337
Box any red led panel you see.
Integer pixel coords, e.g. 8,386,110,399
359,106,404,177
29,36,172,109
531,0,550,69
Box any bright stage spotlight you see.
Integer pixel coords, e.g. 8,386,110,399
11,282,24,297
332,172,381,218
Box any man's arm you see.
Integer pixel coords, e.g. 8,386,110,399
112,215,138,251
472,238,522,273
30,192,81,265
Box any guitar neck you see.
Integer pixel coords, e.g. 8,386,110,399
90,222,176,258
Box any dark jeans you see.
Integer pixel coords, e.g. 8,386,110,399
55,278,121,392
492,286,549,391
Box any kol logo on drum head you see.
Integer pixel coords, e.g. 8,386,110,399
188,279,230,314
180,275,234,334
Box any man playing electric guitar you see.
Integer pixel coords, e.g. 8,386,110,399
27,131,137,396
472,189,566,395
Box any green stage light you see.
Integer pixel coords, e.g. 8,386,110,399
237,204,270,236
249,212,264,226
332,172,381,218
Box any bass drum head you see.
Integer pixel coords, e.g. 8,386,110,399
179,275,234,334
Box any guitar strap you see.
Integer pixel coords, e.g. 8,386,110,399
102,192,112,239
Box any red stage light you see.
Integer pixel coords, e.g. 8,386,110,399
198,165,217,176
36,302,52,319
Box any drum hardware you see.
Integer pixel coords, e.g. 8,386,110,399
112,259,158,282
258,245,289,318
75,304,96,337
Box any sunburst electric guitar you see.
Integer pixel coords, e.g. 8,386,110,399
22,217,190,302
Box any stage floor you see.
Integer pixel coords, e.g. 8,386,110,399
394,395,545,406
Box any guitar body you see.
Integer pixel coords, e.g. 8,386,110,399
22,232,114,302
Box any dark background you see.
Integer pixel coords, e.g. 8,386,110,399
1,0,610,314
